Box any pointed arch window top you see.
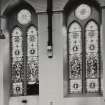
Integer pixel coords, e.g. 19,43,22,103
27,26,37,36
86,21,98,30
12,27,22,37
69,22,81,32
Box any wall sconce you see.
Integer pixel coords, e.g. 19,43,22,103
47,44,53,58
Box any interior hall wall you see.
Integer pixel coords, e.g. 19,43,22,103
1,0,105,105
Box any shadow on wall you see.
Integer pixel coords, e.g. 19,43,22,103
2,33,10,105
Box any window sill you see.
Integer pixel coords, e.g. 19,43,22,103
64,92,103,98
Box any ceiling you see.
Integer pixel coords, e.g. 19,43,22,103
1,0,105,13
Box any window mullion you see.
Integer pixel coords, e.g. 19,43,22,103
82,27,87,94
23,29,27,96
98,25,102,95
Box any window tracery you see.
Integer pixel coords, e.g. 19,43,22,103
10,8,39,96
64,3,102,96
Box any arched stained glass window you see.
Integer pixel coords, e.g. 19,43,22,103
7,2,39,96
27,25,39,95
26,26,39,95
27,26,39,85
11,27,24,96
85,21,99,93
64,2,102,97
68,22,82,93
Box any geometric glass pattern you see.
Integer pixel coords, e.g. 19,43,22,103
11,27,24,95
17,9,32,25
68,22,82,93
85,21,99,93
75,4,91,20
27,26,39,85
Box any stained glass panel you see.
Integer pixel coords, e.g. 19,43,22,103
85,21,99,93
12,61,24,82
27,26,39,84
13,82,23,95
69,80,82,93
86,79,99,92
69,55,82,79
86,54,99,78
68,22,82,93
11,27,24,95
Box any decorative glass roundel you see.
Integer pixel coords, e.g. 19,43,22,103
75,4,91,20
17,9,31,25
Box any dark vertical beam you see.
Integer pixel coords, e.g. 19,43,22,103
99,7,102,95
47,0,53,58
0,0,1,31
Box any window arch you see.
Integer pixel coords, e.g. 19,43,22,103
85,20,100,93
26,25,39,95
6,2,39,96
11,27,24,96
64,2,102,97
68,22,82,94
27,25,38,85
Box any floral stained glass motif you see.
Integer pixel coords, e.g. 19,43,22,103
11,27,24,95
68,22,82,93
85,21,99,93
69,55,82,79
27,26,39,84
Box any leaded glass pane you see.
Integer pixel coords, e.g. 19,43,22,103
86,54,99,78
86,79,99,92
13,82,23,95
86,21,99,93
69,80,82,93
69,55,82,79
68,22,82,93
27,26,39,84
12,61,24,82
11,27,24,95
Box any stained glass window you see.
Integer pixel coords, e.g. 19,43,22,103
11,27,24,96
11,26,39,96
10,8,39,96
67,20,101,95
27,26,39,85
26,26,39,95
68,22,82,93
85,21,99,93
64,1,102,97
